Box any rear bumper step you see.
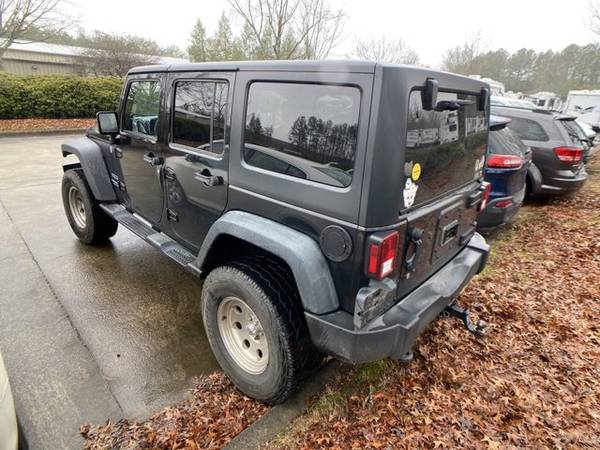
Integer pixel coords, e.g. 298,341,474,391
304,233,489,364
100,203,199,273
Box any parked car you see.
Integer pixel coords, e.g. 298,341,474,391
491,106,587,196
574,120,599,162
60,61,491,403
490,96,537,109
477,116,531,232
576,119,598,145
0,352,17,450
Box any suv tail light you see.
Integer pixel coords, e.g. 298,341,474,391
366,231,399,280
479,182,492,212
554,146,583,163
487,154,523,169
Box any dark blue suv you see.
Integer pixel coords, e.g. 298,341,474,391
478,116,531,232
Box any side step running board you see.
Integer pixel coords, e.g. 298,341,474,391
100,203,202,276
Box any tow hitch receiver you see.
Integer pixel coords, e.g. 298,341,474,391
444,303,487,337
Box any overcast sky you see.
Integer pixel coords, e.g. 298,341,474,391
72,0,597,67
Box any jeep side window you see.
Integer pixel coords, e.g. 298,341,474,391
507,117,549,142
243,82,360,188
123,80,161,137
173,80,228,153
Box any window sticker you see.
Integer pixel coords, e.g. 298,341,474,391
403,160,421,208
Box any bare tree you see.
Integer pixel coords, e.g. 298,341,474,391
588,1,600,36
83,32,159,77
351,36,419,64
226,0,345,60
441,31,487,74
0,0,72,60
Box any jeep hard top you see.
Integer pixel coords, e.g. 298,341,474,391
61,60,491,403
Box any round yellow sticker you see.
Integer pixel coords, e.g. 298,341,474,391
411,163,421,181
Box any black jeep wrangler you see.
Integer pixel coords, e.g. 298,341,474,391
60,61,491,403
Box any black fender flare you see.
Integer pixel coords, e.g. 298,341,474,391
61,137,116,201
195,210,339,315
526,162,543,195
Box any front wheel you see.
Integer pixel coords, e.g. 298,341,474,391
61,169,118,245
201,256,320,404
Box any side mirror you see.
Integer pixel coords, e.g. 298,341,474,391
96,111,119,136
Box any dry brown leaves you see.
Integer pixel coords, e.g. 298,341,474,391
281,159,600,449
81,373,268,450
0,118,94,133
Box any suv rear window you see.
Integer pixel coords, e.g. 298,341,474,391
405,90,487,208
506,117,549,142
489,127,528,156
559,119,586,146
244,82,360,188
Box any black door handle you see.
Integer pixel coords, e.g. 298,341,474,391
194,169,223,187
143,152,163,166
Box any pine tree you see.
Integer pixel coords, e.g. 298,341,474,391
188,19,207,62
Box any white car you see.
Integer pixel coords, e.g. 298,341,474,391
0,353,18,450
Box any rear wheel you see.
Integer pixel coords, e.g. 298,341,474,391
61,169,118,245
201,255,320,404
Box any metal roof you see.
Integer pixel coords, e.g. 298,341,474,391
128,60,378,74
7,40,188,65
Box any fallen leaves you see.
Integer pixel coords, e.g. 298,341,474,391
0,118,94,133
81,373,268,450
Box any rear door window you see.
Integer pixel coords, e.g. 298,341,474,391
506,117,549,142
244,82,360,188
172,80,228,153
405,90,487,208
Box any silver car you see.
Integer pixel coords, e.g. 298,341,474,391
0,352,17,450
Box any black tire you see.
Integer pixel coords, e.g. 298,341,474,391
61,169,118,245
201,255,320,404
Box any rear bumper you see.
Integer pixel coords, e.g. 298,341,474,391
540,167,587,194
305,233,489,364
477,196,522,231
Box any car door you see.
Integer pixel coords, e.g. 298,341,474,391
118,75,165,224
163,72,233,251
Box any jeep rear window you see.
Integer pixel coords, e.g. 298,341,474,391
244,82,360,188
404,90,488,208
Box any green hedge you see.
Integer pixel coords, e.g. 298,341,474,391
0,74,123,119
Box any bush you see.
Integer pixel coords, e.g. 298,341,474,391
0,73,123,119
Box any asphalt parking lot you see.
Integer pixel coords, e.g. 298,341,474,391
0,134,219,449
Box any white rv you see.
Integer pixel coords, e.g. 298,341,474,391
564,90,600,131
524,92,563,111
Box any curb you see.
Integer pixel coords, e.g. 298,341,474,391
224,360,347,450
0,128,87,138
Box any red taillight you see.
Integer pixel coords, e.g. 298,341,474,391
495,199,513,208
366,231,399,280
487,154,523,169
479,181,492,212
554,146,583,163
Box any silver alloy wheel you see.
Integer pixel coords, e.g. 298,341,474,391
68,186,86,229
217,296,269,375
